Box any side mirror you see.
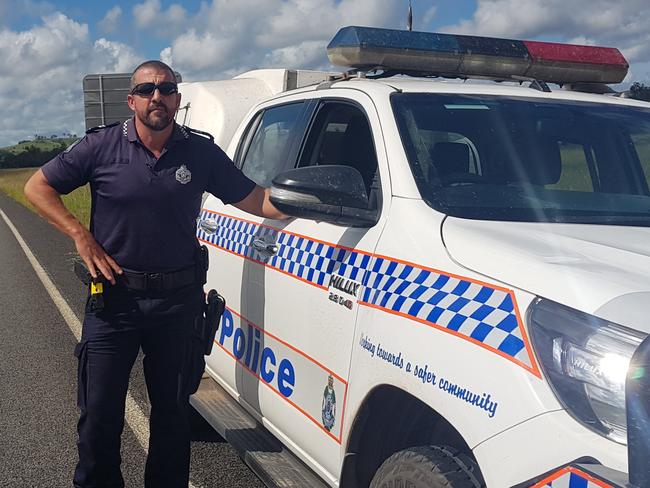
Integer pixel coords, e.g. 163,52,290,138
270,165,378,227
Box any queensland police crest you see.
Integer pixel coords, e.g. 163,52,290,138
321,375,336,431
175,164,191,184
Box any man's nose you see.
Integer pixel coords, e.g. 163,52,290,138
151,87,163,101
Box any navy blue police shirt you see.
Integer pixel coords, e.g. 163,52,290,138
41,119,256,272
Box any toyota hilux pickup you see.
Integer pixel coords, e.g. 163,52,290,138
183,26,650,488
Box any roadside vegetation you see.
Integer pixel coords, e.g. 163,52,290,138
0,136,77,169
630,82,650,102
0,168,90,228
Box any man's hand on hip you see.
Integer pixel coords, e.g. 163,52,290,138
24,169,122,284
74,228,122,285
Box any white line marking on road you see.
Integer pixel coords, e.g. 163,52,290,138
0,209,200,488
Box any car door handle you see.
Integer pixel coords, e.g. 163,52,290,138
198,218,218,235
252,239,278,255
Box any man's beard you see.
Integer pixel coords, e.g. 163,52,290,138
138,104,173,131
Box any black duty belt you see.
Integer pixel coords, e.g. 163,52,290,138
119,266,199,292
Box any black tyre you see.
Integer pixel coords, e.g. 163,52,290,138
370,445,484,488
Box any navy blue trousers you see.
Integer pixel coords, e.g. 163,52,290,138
73,283,204,488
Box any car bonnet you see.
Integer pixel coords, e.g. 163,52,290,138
442,217,650,332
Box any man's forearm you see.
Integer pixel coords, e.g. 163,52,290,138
24,169,86,240
24,169,122,283
261,187,288,220
233,185,288,220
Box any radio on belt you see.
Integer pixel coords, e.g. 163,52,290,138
73,259,105,312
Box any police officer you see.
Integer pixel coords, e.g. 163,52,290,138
24,60,286,488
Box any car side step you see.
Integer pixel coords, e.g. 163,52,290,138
191,377,330,488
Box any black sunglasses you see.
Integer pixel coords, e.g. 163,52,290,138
131,81,178,96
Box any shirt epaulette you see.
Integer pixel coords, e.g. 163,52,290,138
85,121,120,134
185,127,215,142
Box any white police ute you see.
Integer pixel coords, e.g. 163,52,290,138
186,26,650,488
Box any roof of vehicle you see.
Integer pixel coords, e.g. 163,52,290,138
276,76,650,108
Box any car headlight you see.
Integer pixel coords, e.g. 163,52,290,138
529,298,647,444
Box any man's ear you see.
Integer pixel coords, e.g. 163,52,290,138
127,94,137,112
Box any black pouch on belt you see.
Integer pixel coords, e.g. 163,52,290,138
186,289,225,395
73,260,106,313
202,290,225,355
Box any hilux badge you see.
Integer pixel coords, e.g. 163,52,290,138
175,164,191,184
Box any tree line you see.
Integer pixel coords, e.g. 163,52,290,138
630,82,650,102
0,139,75,169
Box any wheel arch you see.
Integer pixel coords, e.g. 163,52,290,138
340,384,481,487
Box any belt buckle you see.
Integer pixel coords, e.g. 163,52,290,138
146,272,163,291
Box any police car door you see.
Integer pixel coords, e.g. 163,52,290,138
244,94,389,481
199,101,309,398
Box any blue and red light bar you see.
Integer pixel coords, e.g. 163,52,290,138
327,26,628,84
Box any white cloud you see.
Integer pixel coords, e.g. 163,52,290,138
92,38,141,73
264,40,326,69
0,13,87,79
158,0,406,81
98,6,122,34
133,0,159,28
441,0,650,86
420,6,437,29
0,13,143,147
132,0,188,34
162,28,235,72
442,0,650,64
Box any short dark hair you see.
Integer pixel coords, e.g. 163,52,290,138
130,60,177,89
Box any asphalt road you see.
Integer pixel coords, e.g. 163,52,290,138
0,191,263,488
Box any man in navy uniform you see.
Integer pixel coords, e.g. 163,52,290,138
24,60,286,488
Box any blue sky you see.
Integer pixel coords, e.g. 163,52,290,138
0,0,648,147
2,1,479,57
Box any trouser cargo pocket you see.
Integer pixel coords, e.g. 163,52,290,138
74,341,89,410
182,314,206,397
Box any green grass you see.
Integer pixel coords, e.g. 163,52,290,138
3,138,77,155
0,168,91,228
549,143,594,191
632,132,650,185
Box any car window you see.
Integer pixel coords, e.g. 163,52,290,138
240,102,304,187
547,142,595,192
408,130,480,184
631,131,650,189
299,102,380,208
392,93,650,225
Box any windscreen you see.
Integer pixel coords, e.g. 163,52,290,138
392,93,650,226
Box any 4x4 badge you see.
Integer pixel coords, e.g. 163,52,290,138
175,164,191,184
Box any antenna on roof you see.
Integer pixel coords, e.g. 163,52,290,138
407,0,413,31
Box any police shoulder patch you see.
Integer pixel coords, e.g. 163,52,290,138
185,126,214,141
85,121,120,134
63,138,83,153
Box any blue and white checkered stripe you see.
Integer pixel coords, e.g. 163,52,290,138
544,470,609,488
198,212,536,373
197,212,259,257
268,234,370,287
361,257,533,370
197,211,369,289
